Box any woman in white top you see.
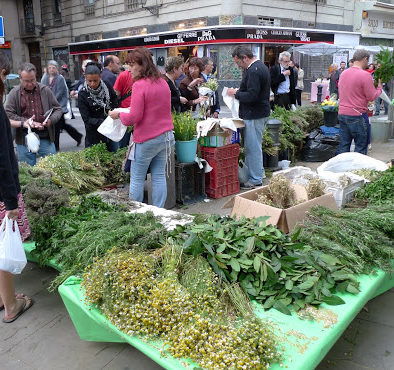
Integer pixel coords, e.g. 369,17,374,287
294,63,304,106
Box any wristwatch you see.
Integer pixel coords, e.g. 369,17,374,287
20,121,24,128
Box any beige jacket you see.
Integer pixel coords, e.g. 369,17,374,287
296,68,304,90
5,83,63,145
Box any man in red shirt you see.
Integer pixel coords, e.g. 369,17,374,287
337,49,382,155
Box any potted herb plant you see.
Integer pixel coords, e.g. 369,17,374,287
172,112,198,163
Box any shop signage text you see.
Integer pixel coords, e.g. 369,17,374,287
70,26,334,55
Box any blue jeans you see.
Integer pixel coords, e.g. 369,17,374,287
375,97,388,115
130,131,174,208
337,114,368,155
17,139,56,166
243,117,268,184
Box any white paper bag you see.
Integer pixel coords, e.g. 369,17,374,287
98,108,130,142
0,217,27,274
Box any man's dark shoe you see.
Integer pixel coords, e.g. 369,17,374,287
240,182,262,190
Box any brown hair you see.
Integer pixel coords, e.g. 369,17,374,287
0,51,11,100
186,57,204,77
164,56,184,73
126,47,160,81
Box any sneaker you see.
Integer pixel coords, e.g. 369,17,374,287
240,182,262,190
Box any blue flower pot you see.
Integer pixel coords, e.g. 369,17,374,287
175,138,197,163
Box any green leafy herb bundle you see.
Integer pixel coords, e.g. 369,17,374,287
374,48,394,84
170,215,358,314
270,107,304,157
23,177,69,236
35,144,127,194
355,166,394,204
33,196,167,291
295,204,394,274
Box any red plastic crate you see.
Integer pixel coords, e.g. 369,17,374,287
206,157,239,189
205,181,240,199
200,144,240,162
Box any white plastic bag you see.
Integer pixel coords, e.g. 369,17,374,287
317,152,388,174
25,125,40,153
64,100,72,120
97,108,129,142
0,217,27,274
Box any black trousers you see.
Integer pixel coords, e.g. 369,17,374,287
274,93,291,110
295,89,302,106
55,115,83,151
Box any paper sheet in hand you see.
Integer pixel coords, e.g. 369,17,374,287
222,86,240,119
98,108,130,142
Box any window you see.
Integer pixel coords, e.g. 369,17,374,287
125,0,139,11
54,0,62,22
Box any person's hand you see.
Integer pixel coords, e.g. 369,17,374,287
226,88,238,97
31,121,44,130
109,110,120,120
212,111,219,119
377,79,382,88
282,69,291,76
190,78,204,87
6,209,18,221
180,96,188,104
194,96,208,105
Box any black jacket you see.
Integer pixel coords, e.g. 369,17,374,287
0,102,20,210
234,60,271,120
270,64,296,105
163,75,182,113
78,81,118,147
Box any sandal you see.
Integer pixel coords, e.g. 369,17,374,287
2,296,34,323
0,293,25,311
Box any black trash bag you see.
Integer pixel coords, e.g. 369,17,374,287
302,129,340,162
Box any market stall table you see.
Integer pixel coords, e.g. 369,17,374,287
57,266,393,370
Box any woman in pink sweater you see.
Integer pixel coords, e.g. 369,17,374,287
109,48,174,208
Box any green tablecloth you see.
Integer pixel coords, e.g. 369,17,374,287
23,242,62,271
58,266,393,370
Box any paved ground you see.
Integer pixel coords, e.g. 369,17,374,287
1,105,393,370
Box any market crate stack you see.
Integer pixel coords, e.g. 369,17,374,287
200,143,240,198
175,162,206,205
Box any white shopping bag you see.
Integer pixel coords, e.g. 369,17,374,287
0,217,27,274
98,108,130,142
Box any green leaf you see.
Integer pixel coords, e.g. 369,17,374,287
321,287,332,297
297,276,319,291
245,236,255,253
346,284,360,295
253,256,261,273
318,253,341,266
261,263,268,282
230,258,240,272
216,244,226,254
183,234,204,256
273,300,292,315
322,295,345,306
217,227,224,239
263,296,275,309
285,280,294,290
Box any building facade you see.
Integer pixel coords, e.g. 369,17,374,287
1,1,393,88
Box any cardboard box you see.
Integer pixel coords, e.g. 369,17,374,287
223,184,338,234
